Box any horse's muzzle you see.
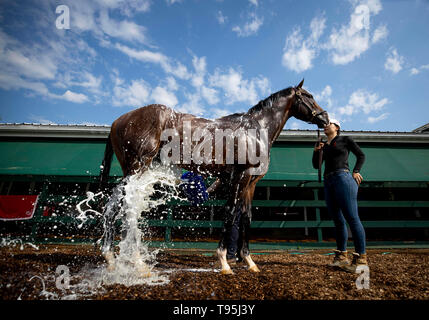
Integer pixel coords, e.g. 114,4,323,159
314,111,330,128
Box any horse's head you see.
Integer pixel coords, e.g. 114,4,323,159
291,79,330,128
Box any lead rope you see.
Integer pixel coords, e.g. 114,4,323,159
317,129,323,183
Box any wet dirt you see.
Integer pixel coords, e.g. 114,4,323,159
1,244,428,300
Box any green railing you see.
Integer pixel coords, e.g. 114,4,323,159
19,179,429,248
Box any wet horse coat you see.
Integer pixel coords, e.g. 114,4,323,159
99,80,329,274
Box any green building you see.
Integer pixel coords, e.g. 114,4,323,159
0,123,428,249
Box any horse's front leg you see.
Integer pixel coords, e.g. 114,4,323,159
101,182,125,271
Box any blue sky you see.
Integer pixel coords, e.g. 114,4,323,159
0,0,428,132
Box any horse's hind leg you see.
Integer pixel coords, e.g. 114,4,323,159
239,210,260,273
238,182,260,273
217,202,240,275
217,172,252,275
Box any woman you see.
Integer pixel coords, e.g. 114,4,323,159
312,119,368,272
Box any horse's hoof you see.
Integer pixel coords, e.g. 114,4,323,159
248,265,260,273
136,264,152,278
104,251,116,271
220,268,234,275
106,263,115,272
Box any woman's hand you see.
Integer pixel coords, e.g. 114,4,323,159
314,142,324,151
352,172,363,185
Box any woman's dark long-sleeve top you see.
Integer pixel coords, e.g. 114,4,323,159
312,135,365,176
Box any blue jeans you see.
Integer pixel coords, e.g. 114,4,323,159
324,170,366,254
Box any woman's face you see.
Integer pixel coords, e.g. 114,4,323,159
323,123,338,136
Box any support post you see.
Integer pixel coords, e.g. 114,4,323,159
165,208,172,242
30,180,49,243
313,188,323,243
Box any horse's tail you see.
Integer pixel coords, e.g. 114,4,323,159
99,133,114,190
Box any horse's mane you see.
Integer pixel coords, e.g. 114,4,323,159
247,87,293,115
215,87,293,121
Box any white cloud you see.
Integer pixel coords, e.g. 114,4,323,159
282,15,326,73
368,112,389,123
191,56,207,88
325,0,384,65
208,67,270,105
151,86,178,107
210,108,231,119
93,0,151,13
175,55,270,116
249,0,258,6
216,11,227,25
409,64,429,76
314,85,333,109
100,0,152,16
384,48,404,74
112,78,151,107
309,14,327,42
55,71,103,94
60,90,89,103
187,55,220,106
0,1,154,108
232,12,263,37
2,49,57,80
201,86,220,105
0,11,102,104
115,43,167,64
372,24,388,43
111,75,178,108
164,76,179,91
177,92,206,116
0,73,50,96
99,10,148,44
115,43,190,79
282,30,316,73
166,0,183,5
410,68,420,75
290,121,302,130
338,89,389,117
58,0,150,44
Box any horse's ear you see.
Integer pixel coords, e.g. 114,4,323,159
297,78,304,89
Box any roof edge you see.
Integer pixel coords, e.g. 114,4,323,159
1,123,429,143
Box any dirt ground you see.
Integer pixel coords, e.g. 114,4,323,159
0,244,428,300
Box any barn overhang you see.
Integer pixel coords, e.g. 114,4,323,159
1,124,428,183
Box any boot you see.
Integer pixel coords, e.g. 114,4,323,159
343,252,368,273
328,250,350,268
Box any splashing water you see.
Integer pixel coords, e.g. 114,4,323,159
76,164,185,288
0,237,39,251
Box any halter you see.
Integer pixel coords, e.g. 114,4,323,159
294,90,328,127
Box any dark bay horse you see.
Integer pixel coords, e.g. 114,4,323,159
99,79,329,274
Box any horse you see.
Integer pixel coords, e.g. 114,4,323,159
98,79,329,275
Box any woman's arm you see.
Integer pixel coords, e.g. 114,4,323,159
347,137,365,173
347,137,365,185
312,142,324,169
